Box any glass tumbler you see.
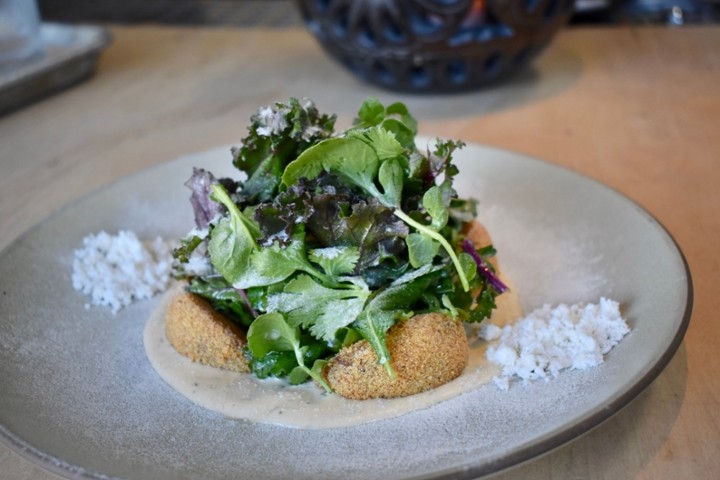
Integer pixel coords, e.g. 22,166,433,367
0,0,43,67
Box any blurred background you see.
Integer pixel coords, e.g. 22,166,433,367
36,0,720,27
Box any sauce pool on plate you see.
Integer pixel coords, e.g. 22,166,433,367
143,276,522,429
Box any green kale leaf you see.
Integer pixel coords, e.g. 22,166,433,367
233,98,335,204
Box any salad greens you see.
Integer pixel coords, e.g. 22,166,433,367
173,97,507,389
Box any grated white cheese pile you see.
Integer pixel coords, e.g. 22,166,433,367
72,230,174,314
479,298,630,390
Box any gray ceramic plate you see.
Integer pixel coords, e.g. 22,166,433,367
0,143,692,480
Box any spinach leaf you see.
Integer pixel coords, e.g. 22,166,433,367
207,183,259,285
282,136,382,198
246,312,331,390
186,275,255,328
249,350,297,379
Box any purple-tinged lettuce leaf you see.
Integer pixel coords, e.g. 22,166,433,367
184,168,237,229
461,239,509,293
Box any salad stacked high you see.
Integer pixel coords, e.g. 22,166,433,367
173,98,506,392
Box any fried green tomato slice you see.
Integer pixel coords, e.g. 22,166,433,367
165,291,250,373
323,312,469,399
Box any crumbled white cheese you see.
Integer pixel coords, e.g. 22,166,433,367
480,298,630,389
71,230,173,314
256,105,289,137
311,247,343,259
183,243,213,277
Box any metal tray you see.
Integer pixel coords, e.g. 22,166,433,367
0,22,111,115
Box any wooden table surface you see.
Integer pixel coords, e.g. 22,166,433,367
1,24,718,480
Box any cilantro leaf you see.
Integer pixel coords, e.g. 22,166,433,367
353,98,418,149
355,97,385,126
378,157,404,207
266,274,370,342
308,246,359,277
346,126,405,162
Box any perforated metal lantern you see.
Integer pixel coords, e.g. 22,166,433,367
297,0,575,92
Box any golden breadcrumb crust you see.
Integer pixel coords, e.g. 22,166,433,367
165,291,250,373
322,220,497,399
323,312,469,399
163,219,498,398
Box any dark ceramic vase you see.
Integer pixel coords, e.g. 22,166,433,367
296,0,575,93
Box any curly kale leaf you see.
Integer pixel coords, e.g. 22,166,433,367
232,98,335,204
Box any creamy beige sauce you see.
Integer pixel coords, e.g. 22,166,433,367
143,275,521,429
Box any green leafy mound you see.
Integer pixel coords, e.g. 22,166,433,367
172,97,504,391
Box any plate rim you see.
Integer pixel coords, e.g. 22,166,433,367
0,142,694,480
